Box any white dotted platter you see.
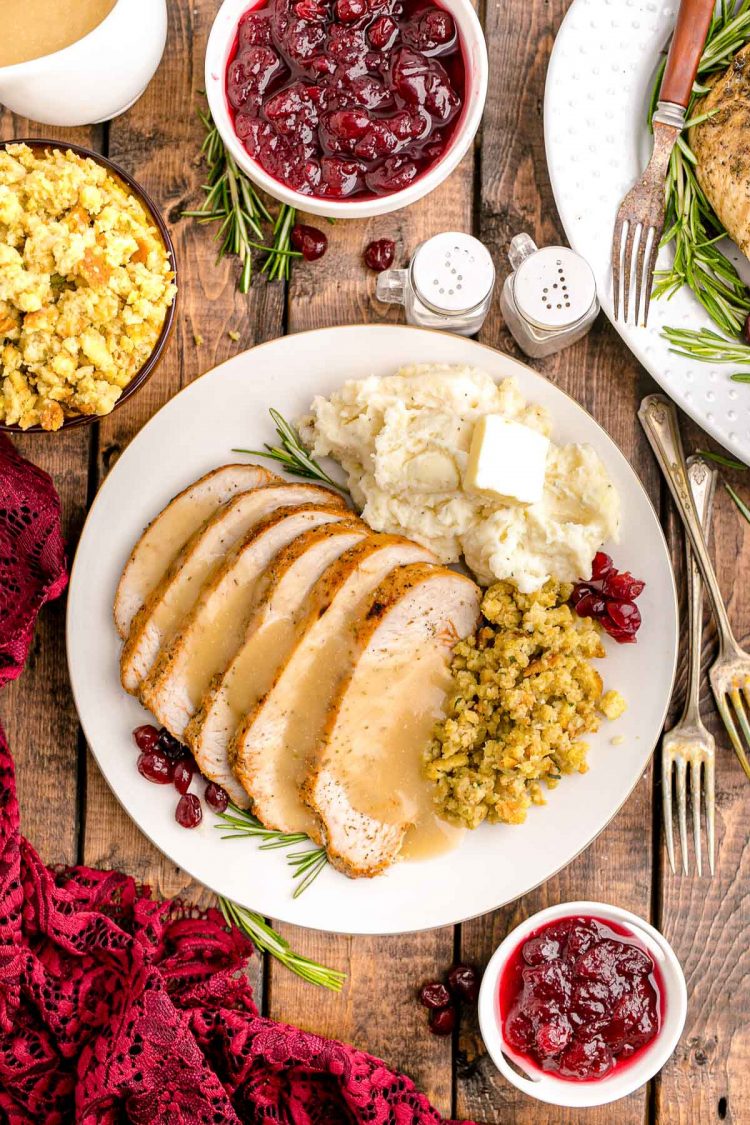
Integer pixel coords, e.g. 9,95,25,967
545,0,750,465
67,326,677,935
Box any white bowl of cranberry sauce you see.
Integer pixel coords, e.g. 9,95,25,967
205,0,487,217
478,902,687,1109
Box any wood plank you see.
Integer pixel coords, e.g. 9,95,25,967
264,160,477,1117
79,0,284,1001
653,417,750,1125
0,115,102,867
455,1,660,1120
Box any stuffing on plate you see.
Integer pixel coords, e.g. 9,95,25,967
0,143,176,431
299,364,620,592
425,579,626,829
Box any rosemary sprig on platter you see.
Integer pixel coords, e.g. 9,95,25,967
216,803,329,898
234,408,350,494
184,109,300,291
649,2,750,355
219,897,346,991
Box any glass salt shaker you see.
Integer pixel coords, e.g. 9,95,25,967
376,231,495,336
500,234,599,358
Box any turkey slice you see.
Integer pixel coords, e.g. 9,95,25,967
114,463,277,639
120,482,346,693
184,519,369,801
302,563,480,878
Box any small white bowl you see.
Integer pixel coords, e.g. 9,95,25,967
0,0,167,127
478,901,687,1109
205,0,488,219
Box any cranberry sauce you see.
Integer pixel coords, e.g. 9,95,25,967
499,915,663,1082
225,0,466,200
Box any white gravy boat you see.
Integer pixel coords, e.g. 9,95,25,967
0,0,168,127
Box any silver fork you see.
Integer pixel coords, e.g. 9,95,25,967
640,395,750,791
661,456,716,876
612,0,715,326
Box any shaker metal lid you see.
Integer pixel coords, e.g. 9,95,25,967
411,232,495,314
512,245,597,330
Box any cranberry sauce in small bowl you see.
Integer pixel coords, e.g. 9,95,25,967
205,0,487,218
477,902,687,1109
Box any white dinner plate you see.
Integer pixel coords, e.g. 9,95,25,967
545,0,750,465
67,326,678,935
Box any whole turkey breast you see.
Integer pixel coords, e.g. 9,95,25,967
690,43,750,258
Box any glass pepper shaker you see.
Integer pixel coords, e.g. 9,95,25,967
500,234,599,358
376,231,496,337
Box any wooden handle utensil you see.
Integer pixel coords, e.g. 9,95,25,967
660,0,716,107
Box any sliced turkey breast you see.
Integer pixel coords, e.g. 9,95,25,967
185,519,369,799
141,505,354,742
120,482,346,694
229,535,437,837
114,463,277,639
302,564,481,879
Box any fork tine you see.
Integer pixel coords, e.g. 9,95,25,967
705,752,716,876
690,756,703,877
641,227,660,327
675,755,689,875
661,746,676,873
633,224,651,328
728,687,750,779
612,217,625,322
714,691,750,780
622,221,638,324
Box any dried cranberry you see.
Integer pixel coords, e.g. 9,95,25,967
173,757,195,795
137,751,173,785
157,728,186,762
447,964,479,1004
602,570,646,600
429,1005,456,1036
176,793,203,829
291,223,328,261
205,782,230,813
364,238,396,271
419,981,451,1009
133,724,160,753
572,592,607,619
604,601,641,634
591,551,614,581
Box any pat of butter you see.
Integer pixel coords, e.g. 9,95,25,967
464,416,550,505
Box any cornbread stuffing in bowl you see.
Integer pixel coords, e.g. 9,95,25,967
425,579,626,829
0,141,176,431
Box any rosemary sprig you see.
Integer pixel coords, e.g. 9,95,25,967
184,109,301,292
650,2,750,350
216,804,329,898
662,327,750,365
696,449,747,470
234,408,350,494
219,897,346,990
726,481,750,524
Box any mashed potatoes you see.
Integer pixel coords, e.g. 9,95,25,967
300,364,620,591
0,143,176,430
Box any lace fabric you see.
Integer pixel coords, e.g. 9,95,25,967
0,435,473,1125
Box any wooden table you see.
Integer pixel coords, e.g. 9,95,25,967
2,1,749,1121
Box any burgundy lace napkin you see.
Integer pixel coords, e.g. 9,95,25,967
0,435,473,1124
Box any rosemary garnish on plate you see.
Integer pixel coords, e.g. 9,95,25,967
649,2,750,357
183,109,300,291
219,897,346,990
234,408,350,494
216,804,329,899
